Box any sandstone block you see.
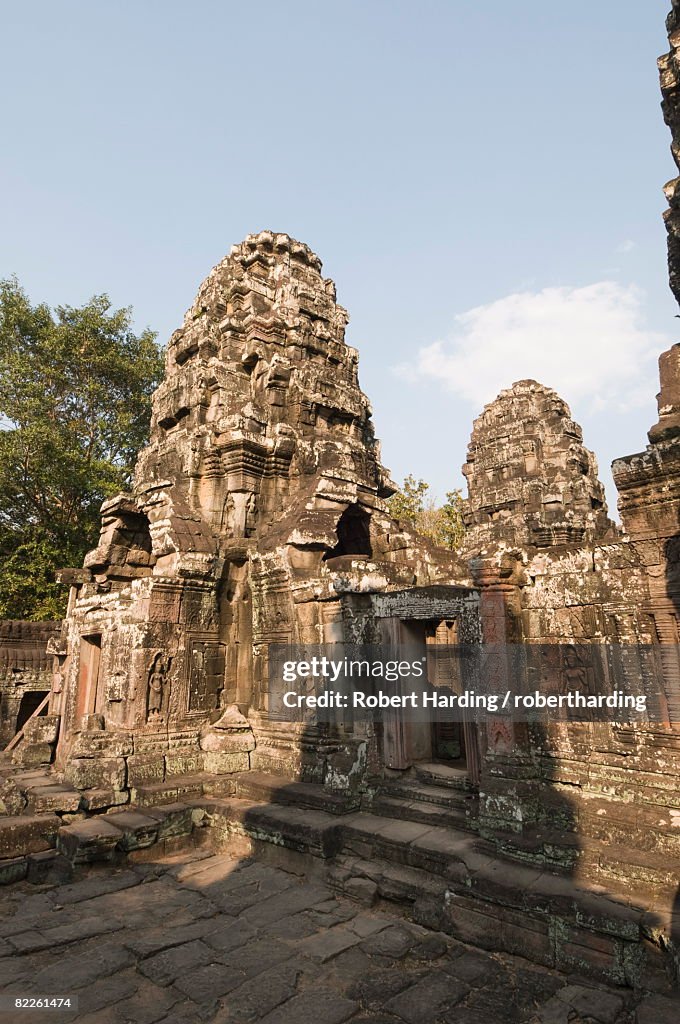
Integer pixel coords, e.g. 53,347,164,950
200,731,255,753
79,787,129,811
203,751,250,774
104,810,159,850
27,784,81,814
0,856,27,885
0,813,60,858
13,742,53,767
27,849,73,884
64,757,127,791
71,732,133,758
126,754,165,786
165,751,204,777
143,802,193,839
23,715,60,745
56,818,124,863
0,777,26,816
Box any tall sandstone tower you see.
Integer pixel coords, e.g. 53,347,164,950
50,231,463,795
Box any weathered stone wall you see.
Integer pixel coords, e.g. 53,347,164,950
1,6,678,989
0,621,59,747
459,366,680,886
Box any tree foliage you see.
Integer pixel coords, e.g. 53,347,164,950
0,278,164,619
387,474,430,526
388,474,467,551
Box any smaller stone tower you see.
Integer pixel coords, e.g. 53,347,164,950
462,380,616,555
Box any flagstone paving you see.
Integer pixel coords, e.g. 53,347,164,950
0,848,675,1024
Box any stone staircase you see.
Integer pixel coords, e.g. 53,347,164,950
1,761,678,991
193,776,678,991
370,762,478,833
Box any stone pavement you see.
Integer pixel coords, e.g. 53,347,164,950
0,848,675,1024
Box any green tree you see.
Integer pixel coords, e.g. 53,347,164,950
0,278,164,619
389,476,467,551
432,488,467,550
387,474,430,527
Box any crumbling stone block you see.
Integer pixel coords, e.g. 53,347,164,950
0,856,28,885
143,802,193,840
0,813,60,858
23,715,60,745
164,751,204,777
13,742,53,767
79,787,128,811
104,810,159,850
56,818,124,863
126,754,165,786
64,757,126,791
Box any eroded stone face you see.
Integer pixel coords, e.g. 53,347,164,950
1,11,679,979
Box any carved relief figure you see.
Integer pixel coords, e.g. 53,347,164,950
147,653,167,721
561,645,588,695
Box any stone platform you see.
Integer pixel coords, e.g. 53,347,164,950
1,765,678,995
1,846,676,1024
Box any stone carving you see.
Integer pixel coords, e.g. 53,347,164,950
660,1,680,305
561,645,588,695
187,641,224,713
462,379,616,555
146,654,167,721
0,10,679,985
199,704,255,753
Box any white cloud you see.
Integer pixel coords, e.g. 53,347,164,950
616,239,636,254
397,281,670,412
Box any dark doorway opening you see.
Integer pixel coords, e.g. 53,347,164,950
16,691,49,734
324,504,372,560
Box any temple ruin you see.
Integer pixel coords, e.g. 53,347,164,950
1,3,680,1003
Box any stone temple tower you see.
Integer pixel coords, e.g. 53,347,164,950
133,231,395,537
660,0,680,305
51,232,466,797
462,379,616,556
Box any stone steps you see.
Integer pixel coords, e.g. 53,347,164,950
0,812,61,859
189,789,677,988
231,770,358,814
413,762,470,790
381,779,471,808
370,794,474,832
577,799,680,858
486,820,680,903
55,801,197,865
370,762,477,833
579,839,680,896
198,795,345,858
130,771,234,806
1,765,678,989
1,767,83,815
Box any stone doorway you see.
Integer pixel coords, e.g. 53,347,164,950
378,614,479,779
75,633,102,725
424,618,467,765
15,689,49,735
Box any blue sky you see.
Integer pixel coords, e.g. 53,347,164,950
1,1,677,516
